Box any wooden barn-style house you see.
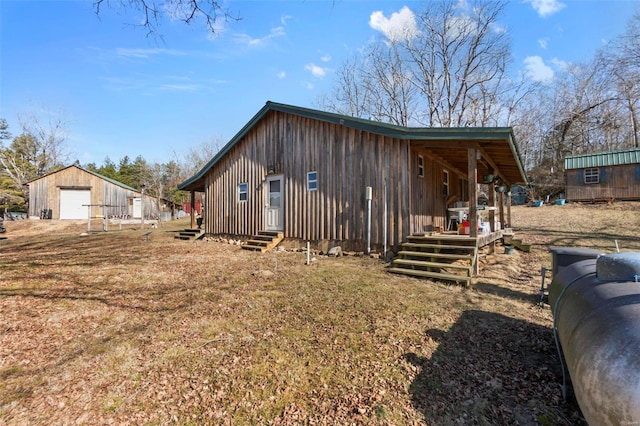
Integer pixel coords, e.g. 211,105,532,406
180,102,527,283
564,147,640,202
27,165,166,222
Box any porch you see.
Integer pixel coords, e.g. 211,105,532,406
388,229,506,286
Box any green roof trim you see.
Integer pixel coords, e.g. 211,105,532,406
565,147,640,170
179,101,525,190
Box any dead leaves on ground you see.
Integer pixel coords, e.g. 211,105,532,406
3,207,628,424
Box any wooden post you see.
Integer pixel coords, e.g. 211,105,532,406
506,189,511,229
499,191,505,229
487,176,496,255
488,173,495,233
190,191,196,230
467,148,478,238
468,148,479,276
140,185,145,230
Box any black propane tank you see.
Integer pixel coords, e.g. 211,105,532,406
549,252,640,425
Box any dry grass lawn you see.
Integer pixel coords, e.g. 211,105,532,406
1,202,639,425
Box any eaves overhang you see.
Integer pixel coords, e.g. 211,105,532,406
178,101,528,191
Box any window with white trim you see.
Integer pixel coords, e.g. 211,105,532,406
417,155,424,178
584,168,599,184
238,182,248,201
307,171,318,191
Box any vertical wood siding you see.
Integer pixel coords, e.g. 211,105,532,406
409,148,466,232
566,165,640,201
28,167,151,219
203,111,454,248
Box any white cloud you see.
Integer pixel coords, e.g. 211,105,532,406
277,71,286,79
100,74,223,93
538,37,549,49
551,57,569,71
320,53,331,63
234,26,286,47
446,14,474,39
369,6,418,42
115,48,187,58
159,84,200,91
523,56,554,83
492,23,508,35
206,19,230,39
281,15,293,26
526,0,566,18
305,63,327,78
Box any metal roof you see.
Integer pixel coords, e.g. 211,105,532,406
565,148,640,170
179,101,528,191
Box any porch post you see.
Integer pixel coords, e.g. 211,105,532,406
190,191,196,230
467,148,478,239
505,189,511,228
498,191,505,229
468,148,479,276
487,174,496,255
488,171,495,232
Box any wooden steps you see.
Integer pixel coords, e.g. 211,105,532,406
389,234,478,286
387,267,473,283
174,228,204,241
242,231,284,252
392,258,473,271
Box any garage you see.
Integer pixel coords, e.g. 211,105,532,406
59,189,91,220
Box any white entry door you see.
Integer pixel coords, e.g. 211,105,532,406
265,175,284,231
59,189,91,220
133,198,142,218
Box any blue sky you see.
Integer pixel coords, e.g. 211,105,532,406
1,0,638,166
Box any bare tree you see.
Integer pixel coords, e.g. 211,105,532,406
316,57,371,119
17,110,70,176
321,0,512,128
607,12,640,148
0,110,70,208
361,42,417,126
93,0,239,36
174,137,223,181
407,0,511,126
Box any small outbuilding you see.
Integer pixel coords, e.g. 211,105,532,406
564,147,640,202
27,165,163,221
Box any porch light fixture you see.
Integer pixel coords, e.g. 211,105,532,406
267,163,281,175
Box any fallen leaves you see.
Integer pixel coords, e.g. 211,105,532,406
2,204,638,424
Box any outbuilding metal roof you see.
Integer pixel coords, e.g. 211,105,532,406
565,147,640,170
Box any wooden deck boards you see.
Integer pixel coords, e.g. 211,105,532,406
389,230,505,285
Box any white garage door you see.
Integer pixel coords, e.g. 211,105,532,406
60,189,91,220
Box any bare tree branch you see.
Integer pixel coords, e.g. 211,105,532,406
93,0,240,36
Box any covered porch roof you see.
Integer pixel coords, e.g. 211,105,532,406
178,101,528,192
